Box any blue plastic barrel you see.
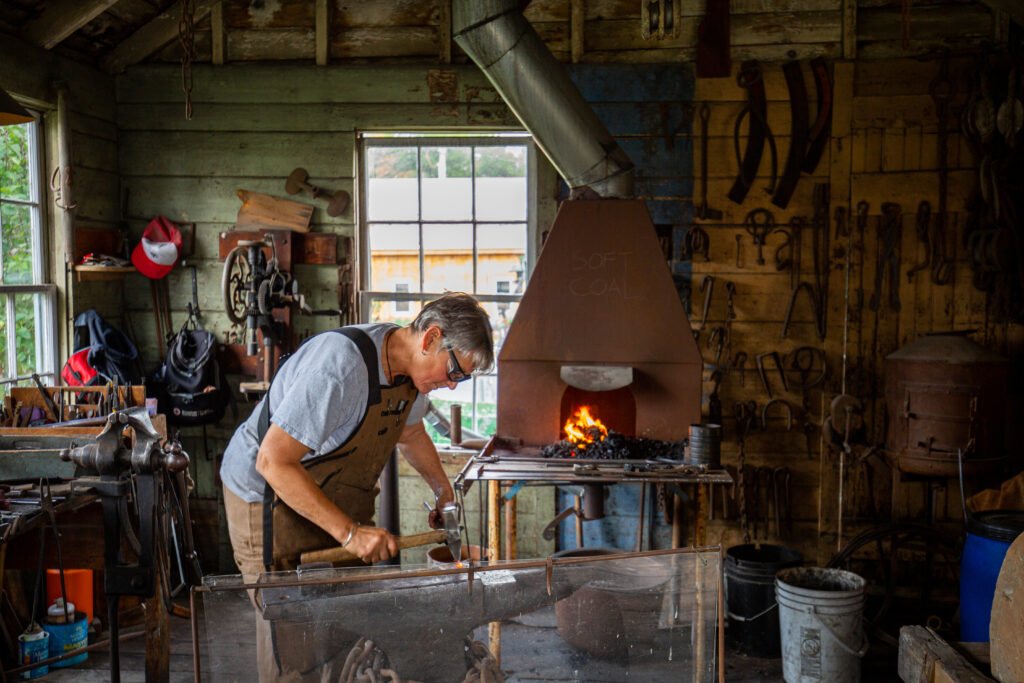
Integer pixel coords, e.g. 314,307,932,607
960,510,1024,641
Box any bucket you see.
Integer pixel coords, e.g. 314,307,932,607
724,544,803,657
960,510,1024,641
551,547,669,661
776,567,867,683
45,600,88,668
425,544,485,568
18,627,49,679
46,569,93,625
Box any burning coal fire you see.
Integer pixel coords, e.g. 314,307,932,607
562,406,608,455
541,405,687,460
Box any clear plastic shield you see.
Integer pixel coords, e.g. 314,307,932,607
193,548,722,682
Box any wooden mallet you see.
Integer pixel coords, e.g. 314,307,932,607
285,167,350,217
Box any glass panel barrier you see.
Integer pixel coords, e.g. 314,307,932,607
194,548,721,682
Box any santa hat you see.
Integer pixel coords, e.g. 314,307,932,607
131,216,182,279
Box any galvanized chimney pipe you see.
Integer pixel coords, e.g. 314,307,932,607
452,0,635,198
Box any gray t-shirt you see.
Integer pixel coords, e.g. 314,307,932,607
220,323,427,503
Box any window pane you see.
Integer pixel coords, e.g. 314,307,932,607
0,296,7,378
475,146,527,221
473,374,497,434
422,223,472,292
1,202,33,284
478,300,520,359
14,292,36,377
366,147,418,221
369,223,420,293
476,223,526,294
0,124,31,201
421,147,472,221
368,297,423,326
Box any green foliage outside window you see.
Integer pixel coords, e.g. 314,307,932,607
0,122,43,392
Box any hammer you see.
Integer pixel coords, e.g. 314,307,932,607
299,503,462,565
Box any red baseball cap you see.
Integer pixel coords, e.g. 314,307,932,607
132,216,182,279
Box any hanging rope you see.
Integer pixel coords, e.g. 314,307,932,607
178,0,196,120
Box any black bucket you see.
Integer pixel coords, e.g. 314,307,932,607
725,543,803,657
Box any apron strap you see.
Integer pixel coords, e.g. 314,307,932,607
257,326,386,571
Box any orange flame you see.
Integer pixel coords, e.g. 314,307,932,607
563,406,608,455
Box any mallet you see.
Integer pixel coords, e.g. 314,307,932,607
284,167,350,217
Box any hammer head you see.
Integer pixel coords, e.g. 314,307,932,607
440,503,462,563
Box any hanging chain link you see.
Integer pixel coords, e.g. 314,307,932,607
179,0,196,120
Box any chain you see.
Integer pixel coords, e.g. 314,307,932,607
178,0,196,120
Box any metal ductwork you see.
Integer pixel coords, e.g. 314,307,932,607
452,0,635,198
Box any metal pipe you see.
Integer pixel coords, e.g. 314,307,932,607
379,449,400,566
452,0,634,198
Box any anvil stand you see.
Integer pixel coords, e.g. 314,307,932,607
63,408,191,683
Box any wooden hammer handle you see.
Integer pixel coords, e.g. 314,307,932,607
300,529,445,564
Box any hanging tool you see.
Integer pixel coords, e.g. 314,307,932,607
686,226,711,262
785,345,827,390
772,60,810,209
285,168,351,217
755,351,787,399
707,369,723,425
707,326,727,366
869,202,903,312
906,200,932,281
802,57,834,174
929,54,955,286
734,234,742,268
760,398,794,431
695,104,723,221
698,275,714,330
732,351,747,387
733,400,756,544
729,61,776,204
773,466,792,538
781,281,823,341
744,208,775,265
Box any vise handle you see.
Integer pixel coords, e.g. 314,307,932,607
300,529,445,564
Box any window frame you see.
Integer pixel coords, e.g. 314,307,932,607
0,114,58,385
356,133,538,438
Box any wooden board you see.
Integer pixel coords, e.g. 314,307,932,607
991,533,1024,682
898,626,994,683
235,190,313,233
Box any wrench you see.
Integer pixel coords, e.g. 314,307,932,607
695,103,723,220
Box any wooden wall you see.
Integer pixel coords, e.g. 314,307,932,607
691,54,1024,570
116,63,560,568
0,33,120,359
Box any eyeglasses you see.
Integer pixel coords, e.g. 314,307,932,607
445,347,471,383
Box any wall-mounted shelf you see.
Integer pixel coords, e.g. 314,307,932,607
73,265,137,282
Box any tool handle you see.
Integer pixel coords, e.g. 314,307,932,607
300,529,445,564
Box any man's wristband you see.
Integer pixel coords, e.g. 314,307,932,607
341,523,359,548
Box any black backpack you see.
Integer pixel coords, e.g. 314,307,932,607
150,269,230,426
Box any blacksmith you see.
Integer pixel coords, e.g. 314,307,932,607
219,292,494,680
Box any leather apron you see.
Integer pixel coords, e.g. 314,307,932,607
257,327,418,570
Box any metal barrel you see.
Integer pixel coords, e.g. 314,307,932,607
686,423,722,468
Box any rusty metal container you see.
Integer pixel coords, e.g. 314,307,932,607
884,331,1010,476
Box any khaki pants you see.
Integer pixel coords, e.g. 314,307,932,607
223,485,356,682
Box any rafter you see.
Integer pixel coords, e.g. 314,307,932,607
100,0,217,74
974,0,1024,28
23,0,121,50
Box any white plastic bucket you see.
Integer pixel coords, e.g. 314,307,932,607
775,567,868,683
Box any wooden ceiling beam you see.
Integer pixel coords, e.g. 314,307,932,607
100,0,217,74
22,0,121,50
974,0,1024,28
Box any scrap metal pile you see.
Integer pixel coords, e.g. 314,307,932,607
540,428,686,461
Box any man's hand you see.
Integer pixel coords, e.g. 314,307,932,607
342,524,398,564
428,486,456,530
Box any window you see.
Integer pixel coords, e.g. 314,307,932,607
359,133,535,443
0,117,57,394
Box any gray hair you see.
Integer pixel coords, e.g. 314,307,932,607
411,293,494,374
